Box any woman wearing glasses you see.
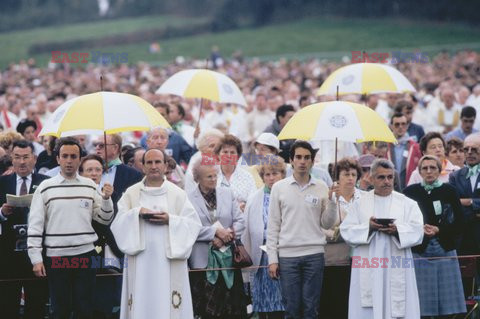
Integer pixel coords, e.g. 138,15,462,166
404,155,466,317
407,132,459,186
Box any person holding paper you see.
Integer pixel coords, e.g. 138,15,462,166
340,158,424,319
0,139,49,319
188,160,247,319
111,148,202,319
404,155,466,317
28,137,114,319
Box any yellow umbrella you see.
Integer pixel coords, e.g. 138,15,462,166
40,91,170,137
40,91,170,168
156,69,247,106
278,101,396,143
279,101,396,239
317,63,416,96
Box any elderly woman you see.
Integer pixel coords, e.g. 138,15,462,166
188,161,247,319
79,154,105,185
215,134,256,211
185,128,224,193
404,155,466,317
408,132,459,186
242,157,286,319
246,132,280,188
321,157,365,319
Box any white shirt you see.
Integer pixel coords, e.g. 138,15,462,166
470,172,480,192
290,175,317,192
217,166,256,202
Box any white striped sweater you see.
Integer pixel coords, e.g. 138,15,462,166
28,173,113,265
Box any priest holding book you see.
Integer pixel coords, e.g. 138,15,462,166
111,148,202,319
340,158,424,319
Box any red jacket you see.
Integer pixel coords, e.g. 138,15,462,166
387,140,422,188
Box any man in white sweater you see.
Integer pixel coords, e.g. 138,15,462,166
28,137,114,319
267,140,338,319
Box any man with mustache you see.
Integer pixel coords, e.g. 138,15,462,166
0,140,49,318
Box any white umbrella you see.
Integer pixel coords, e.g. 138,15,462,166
156,69,247,107
317,63,416,96
40,91,169,137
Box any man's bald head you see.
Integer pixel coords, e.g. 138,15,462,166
465,133,480,146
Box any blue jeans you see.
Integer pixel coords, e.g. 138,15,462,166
278,253,325,319
45,250,97,319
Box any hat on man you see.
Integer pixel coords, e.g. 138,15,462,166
255,133,280,151
358,154,376,168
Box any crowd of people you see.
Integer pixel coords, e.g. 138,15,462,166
0,50,480,318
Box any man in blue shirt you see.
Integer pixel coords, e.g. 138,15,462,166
395,100,425,143
445,106,478,141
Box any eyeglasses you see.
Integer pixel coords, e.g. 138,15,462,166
93,142,115,149
393,122,407,128
463,147,479,154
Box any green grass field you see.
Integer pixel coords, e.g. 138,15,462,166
2,15,480,69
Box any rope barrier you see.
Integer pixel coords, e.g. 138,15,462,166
0,254,479,283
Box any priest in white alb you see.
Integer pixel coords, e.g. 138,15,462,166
340,158,424,319
111,148,202,319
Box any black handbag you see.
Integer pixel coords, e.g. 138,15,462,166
231,239,253,268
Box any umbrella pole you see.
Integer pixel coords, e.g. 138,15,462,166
195,98,204,131
193,58,209,139
334,137,342,226
99,75,108,170
334,137,338,181
103,131,108,171
336,85,339,101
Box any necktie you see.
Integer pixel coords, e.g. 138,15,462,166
466,164,480,179
19,177,27,195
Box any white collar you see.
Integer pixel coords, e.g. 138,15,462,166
16,173,32,182
57,172,81,183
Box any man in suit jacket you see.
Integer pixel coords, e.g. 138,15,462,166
91,134,142,318
92,134,143,258
387,113,422,190
0,140,49,319
449,133,480,256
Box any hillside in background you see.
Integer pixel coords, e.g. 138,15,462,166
2,14,480,69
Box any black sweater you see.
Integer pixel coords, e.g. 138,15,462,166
403,183,464,253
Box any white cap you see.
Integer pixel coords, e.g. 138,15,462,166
255,133,280,151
